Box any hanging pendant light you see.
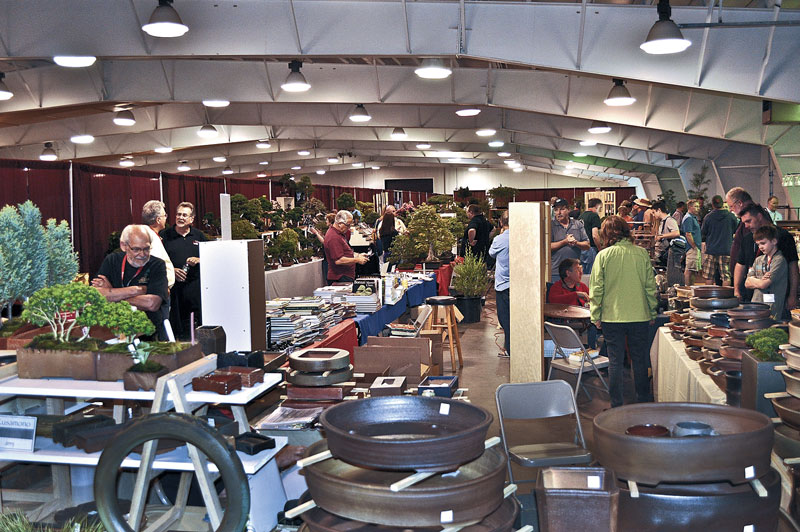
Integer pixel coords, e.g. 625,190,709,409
256,139,272,149
142,0,189,38
177,161,191,171
281,60,311,92
415,58,452,80
222,166,233,175
53,56,97,68
119,158,135,167
349,104,372,123
587,121,612,134
641,0,691,54
0,73,13,100
197,124,218,138
604,79,636,107
113,109,136,126
39,142,57,161
391,127,407,140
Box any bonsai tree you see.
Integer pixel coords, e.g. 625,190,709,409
301,198,327,217
279,174,297,197
100,301,156,344
44,219,79,287
273,228,300,262
454,187,471,204
0,201,48,320
231,220,260,240
356,200,377,224
296,175,315,202
336,192,356,212
21,283,107,343
388,232,422,267
394,205,455,262
452,250,489,297
284,207,304,227
688,165,712,220
488,185,519,208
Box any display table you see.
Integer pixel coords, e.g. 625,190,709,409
650,327,726,404
352,279,437,344
264,259,324,299
305,319,359,361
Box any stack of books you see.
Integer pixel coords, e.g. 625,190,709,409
388,323,417,337
344,293,381,314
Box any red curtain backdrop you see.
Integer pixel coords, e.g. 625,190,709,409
129,171,162,224
0,159,71,222
162,173,227,224
228,178,270,200
312,185,333,210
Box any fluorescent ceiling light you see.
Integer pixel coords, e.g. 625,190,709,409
39,142,57,161
468,167,478,172
222,166,234,175
414,58,452,80
641,1,691,55
588,121,612,134
352,162,363,167
513,167,523,173
476,128,496,137
119,158,135,167
281,60,311,92
579,140,598,147
177,161,191,171
316,169,326,175
259,161,269,165
257,172,267,178
488,140,505,148
391,127,407,140
291,166,302,170
154,146,173,153
212,156,227,163
297,149,311,156
202,99,230,108
497,152,511,157
142,0,189,38
70,134,94,144
53,56,96,68
456,108,481,117
0,73,11,100
604,79,636,107
573,152,588,157
197,124,218,138
327,157,339,163
349,104,371,123
416,143,431,150
256,140,271,149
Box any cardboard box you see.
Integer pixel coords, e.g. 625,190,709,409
354,337,433,386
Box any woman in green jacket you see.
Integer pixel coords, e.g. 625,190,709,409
590,216,658,408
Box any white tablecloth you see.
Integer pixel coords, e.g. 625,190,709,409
264,259,325,299
650,327,726,404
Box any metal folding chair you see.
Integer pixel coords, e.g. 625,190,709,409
544,321,610,400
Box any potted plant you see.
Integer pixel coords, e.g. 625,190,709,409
274,228,300,267
742,327,788,416
336,192,356,212
488,184,519,208
451,250,489,323
231,220,260,240
298,248,314,263
454,187,471,204
122,338,169,391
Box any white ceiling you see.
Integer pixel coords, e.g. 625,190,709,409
0,0,798,196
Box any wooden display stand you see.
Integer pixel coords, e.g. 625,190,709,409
584,190,616,218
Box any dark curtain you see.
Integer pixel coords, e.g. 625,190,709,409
312,185,332,210
129,171,162,223
0,159,71,222
162,173,227,224
72,164,134,274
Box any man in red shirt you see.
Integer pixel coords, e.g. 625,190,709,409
324,210,368,283
547,258,589,306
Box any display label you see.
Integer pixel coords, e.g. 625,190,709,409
0,415,36,452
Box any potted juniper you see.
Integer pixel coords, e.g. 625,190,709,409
451,250,489,323
123,337,169,391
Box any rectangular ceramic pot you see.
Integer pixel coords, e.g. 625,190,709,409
17,347,97,380
741,349,783,418
123,366,170,391
96,343,203,381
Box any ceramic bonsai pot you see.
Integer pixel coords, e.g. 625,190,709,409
17,347,97,380
123,365,170,391
96,343,203,382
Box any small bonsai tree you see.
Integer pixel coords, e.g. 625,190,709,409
279,174,297,197
273,228,300,262
231,220,260,240
302,198,327,217
100,301,156,344
488,185,519,208
296,175,315,202
388,232,421,267
22,283,107,343
391,205,455,262
454,187,471,203
452,250,489,297
336,192,356,212
44,219,79,286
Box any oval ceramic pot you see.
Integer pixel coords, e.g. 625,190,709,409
685,328,706,339
706,327,730,338
790,322,800,348
289,348,350,372
719,345,747,360
779,368,800,400
722,337,749,349
773,423,800,459
592,403,774,485
730,318,774,331
727,307,772,321
692,285,735,299
702,335,723,351
685,347,704,361
690,297,739,310
782,344,800,371
683,337,704,349
772,396,800,431
709,313,730,328
689,309,714,321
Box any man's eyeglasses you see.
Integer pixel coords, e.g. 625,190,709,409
128,246,151,253
176,213,193,219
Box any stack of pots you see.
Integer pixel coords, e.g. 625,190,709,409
684,285,738,364
668,286,693,313
593,403,780,530
299,396,519,531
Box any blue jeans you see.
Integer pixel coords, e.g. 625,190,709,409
581,246,598,275
602,321,652,408
496,288,510,355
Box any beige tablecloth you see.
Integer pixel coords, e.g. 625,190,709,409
264,259,325,299
650,327,726,404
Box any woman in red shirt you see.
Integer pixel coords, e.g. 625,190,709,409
547,258,589,306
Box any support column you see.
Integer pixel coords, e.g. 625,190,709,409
509,201,549,382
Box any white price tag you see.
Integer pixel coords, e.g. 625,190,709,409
745,466,755,479
440,510,453,523
587,475,601,489
439,403,450,416
764,293,775,303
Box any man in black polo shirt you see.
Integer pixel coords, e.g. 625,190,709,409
92,224,169,339
161,202,208,337
461,204,492,263
735,203,798,312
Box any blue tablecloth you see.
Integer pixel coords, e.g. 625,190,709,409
353,275,438,345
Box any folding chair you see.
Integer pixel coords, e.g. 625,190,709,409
495,380,592,486
544,321,610,401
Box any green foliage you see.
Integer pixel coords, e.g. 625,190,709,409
388,232,422,265
279,173,297,196
336,192,356,212
273,228,300,260
364,210,379,226
454,187,471,200
231,220,260,240
296,175,315,201
389,205,454,263
0,201,48,313
659,189,678,215
21,283,107,342
746,327,788,362
230,193,248,215
488,185,519,207
283,207,304,227
687,165,711,220
452,249,489,297
0,510,109,531
230,194,264,227
259,196,275,212
99,301,156,344
44,218,79,286
427,194,453,207
302,198,327,216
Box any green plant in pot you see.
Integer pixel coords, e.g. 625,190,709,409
336,192,356,212
451,250,489,323
22,283,107,347
274,228,300,266
409,205,455,263
123,337,168,391
488,184,518,208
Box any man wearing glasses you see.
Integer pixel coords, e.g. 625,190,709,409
161,202,207,338
141,200,175,288
324,210,368,283
92,224,169,339
725,187,753,297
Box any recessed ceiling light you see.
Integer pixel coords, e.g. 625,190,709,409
197,124,218,138
281,60,311,92
416,143,431,150
327,157,339,163
257,172,267,178
0,73,12,100
70,134,94,144
391,127,408,140
202,99,230,108
352,162,363,167
573,152,588,157
476,128,496,137
497,152,511,157
456,108,481,117
371,165,380,170
154,146,173,153
222,166,234,175
579,140,597,147
488,140,505,148
177,161,191,171
588,121,612,134
119,158,135,167
141,0,189,38
256,140,271,149
468,167,478,172
259,161,269,165
349,104,372,123
414,58,452,80
39,142,57,161
316,169,326,175
53,56,97,68
297,149,311,156
603,79,636,107
291,166,302,170
513,167,523,173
